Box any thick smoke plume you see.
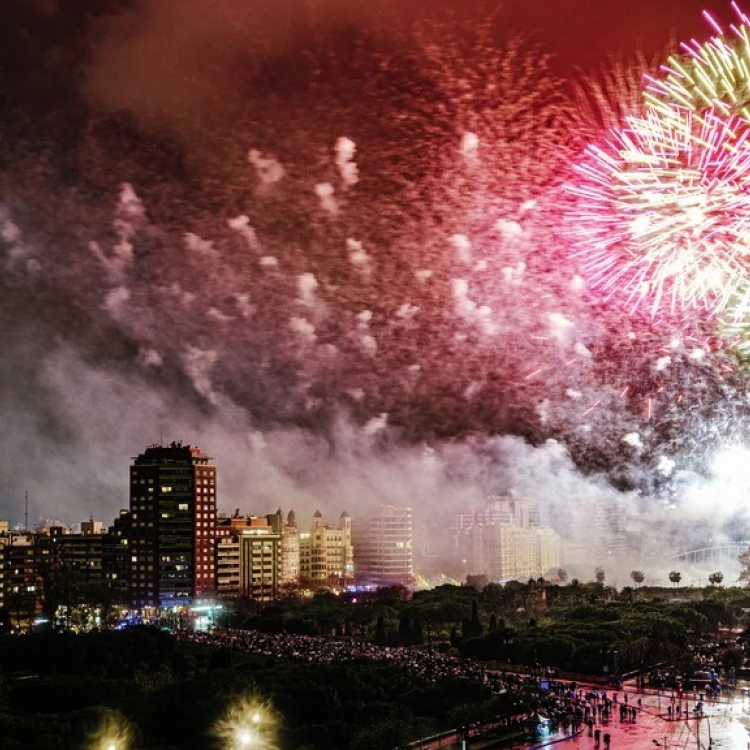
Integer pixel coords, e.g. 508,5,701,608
1,0,748,580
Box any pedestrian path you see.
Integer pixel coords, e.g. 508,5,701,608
418,681,750,750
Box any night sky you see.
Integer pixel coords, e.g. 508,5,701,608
1,0,748,559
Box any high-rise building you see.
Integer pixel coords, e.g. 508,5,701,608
129,442,217,609
215,515,284,601
277,509,299,586
215,516,248,597
103,510,132,607
0,521,9,611
36,523,105,596
3,533,42,628
299,510,353,586
353,505,414,588
238,519,281,602
465,522,561,581
456,495,560,582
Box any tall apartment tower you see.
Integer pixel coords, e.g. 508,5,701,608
0,521,9,612
103,510,132,606
129,442,216,609
269,509,300,586
353,505,414,588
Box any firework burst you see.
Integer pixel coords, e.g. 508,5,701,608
568,4,750,325
569,104,750,315
645,3,750,122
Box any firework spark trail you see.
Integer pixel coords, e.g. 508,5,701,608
645,3,750,123
568,1,750,355
569,106,750,317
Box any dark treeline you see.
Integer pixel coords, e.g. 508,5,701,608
1,580,749,748
222,579,750,675
0,626,509,749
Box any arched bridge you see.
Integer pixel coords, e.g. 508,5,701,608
665,543,749,565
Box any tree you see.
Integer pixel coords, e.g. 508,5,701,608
398,613,412,646
412,618,424,645
595,567,606,585
669,571,682,587
557,568,568,583
374,615,387,647
468,599,484,638
708,571,724,586
739,546,750,585
466,574,489,591
630,570,645,587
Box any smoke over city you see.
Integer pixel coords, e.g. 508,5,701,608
2,0,748,581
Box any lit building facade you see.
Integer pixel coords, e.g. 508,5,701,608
103,510,132,606
457,495,560,581
279,509,300,586
216,511,299,601
0,521,9,611
36,523,105,595
299,511,353,586
129,442,217,609
238,521,281,602
353,505,414,588
3,533,42,628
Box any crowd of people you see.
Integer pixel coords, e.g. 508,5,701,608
182,629,647,744
181,628,486,683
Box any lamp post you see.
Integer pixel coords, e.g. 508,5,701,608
696,713,711,750
234,712,262,748
613,650,619,685
214,698,277,750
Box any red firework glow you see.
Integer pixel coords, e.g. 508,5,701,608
568,4,750,330
569,107,750,316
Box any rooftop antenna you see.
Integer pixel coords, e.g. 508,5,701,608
24,490,28,531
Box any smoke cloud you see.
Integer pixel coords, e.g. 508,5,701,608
1,0,748,584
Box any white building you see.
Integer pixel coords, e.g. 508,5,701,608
353,505,414,588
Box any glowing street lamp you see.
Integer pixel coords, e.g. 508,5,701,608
213,697,278,750
87,715,133,750
236,728,257,747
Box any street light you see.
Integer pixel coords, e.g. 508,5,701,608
236,728,257,747
86,715,133,750
213,696,279,750
696,713,712,750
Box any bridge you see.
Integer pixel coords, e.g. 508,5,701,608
664,543,749,565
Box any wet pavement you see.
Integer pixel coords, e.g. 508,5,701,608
414,680,750,750
525,682,750,750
